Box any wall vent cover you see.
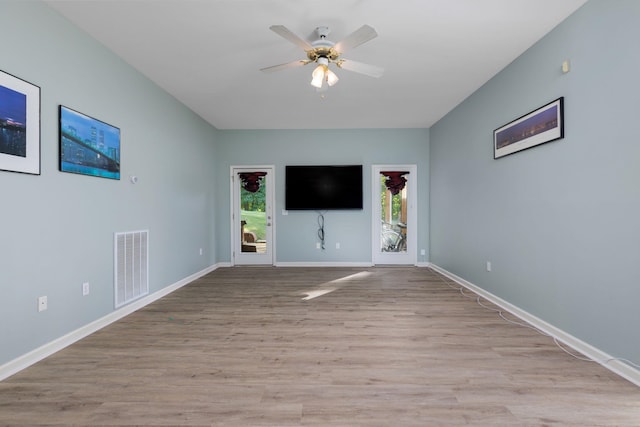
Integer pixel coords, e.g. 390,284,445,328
114,230,149,308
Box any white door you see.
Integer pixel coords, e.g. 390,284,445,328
231,166,275,265
372,165,417,265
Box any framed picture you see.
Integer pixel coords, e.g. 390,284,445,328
494,97,564,159
0,70,40,175
59,105,120,179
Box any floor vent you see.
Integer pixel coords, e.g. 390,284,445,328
114,230,149,308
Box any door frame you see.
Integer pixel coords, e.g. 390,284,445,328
371,164,417,265
230,165,275,265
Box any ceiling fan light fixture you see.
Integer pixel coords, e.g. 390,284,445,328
310,64,326,88
326,69,339,86
311,57,330,88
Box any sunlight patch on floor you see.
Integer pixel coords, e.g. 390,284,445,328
301,288,336,301
301,271,372,301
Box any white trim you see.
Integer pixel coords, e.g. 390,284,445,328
0,263,221,382
276,261,374,268
429,263,640,388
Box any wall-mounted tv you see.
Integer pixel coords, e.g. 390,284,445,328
285,165,363,210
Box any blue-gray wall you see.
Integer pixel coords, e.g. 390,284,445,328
216,129,430,264
0,1,219,365
430,0,640,364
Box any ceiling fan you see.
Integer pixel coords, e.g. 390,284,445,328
260,25,384,91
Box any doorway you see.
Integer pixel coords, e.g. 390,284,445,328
231,166,275,265
372,165,417,265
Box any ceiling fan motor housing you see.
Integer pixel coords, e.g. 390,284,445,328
307,27,339,62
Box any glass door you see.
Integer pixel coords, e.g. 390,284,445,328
231,166,274,265
372,165,417,265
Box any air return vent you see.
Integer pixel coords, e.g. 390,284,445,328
114,230,149,308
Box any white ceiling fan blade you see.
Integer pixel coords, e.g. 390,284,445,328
336,59,384,78
269,25,314,51
333,25,378,54
260,59,311,73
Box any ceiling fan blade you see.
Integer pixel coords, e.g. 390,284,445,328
333,25,378,54
260,59,311,73
269,25,314,51
336,59,384,78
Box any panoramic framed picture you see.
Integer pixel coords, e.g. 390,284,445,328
59,105,120,179
0,70,40,175
494,97,564,159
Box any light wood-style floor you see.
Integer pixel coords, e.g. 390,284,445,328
1,267,638,426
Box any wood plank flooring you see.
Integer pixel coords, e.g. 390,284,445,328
1,267,638,426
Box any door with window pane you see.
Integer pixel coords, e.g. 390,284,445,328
231,166,274,265
372,165,417,265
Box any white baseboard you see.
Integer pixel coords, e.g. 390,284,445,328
0,263,220,382
275,261,375,267
275,262,431,268
429,263,640,388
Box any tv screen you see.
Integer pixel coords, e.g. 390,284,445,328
285,165,363,210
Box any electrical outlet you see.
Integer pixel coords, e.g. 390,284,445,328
486,261,492,272
335,242,341,249
37,296,48,312
82,282,90,296
316,242,321,249
420,249,426,256
199,248,203,255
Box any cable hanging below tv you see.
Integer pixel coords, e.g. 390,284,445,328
285,165,363,210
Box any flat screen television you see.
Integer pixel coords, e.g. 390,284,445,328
285,165,363,210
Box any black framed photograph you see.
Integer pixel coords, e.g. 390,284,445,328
59,105,120,179
0,70,40,175
494,97,564,159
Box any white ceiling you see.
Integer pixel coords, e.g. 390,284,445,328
45,0,587,130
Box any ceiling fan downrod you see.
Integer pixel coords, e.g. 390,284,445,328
307,26,339,62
